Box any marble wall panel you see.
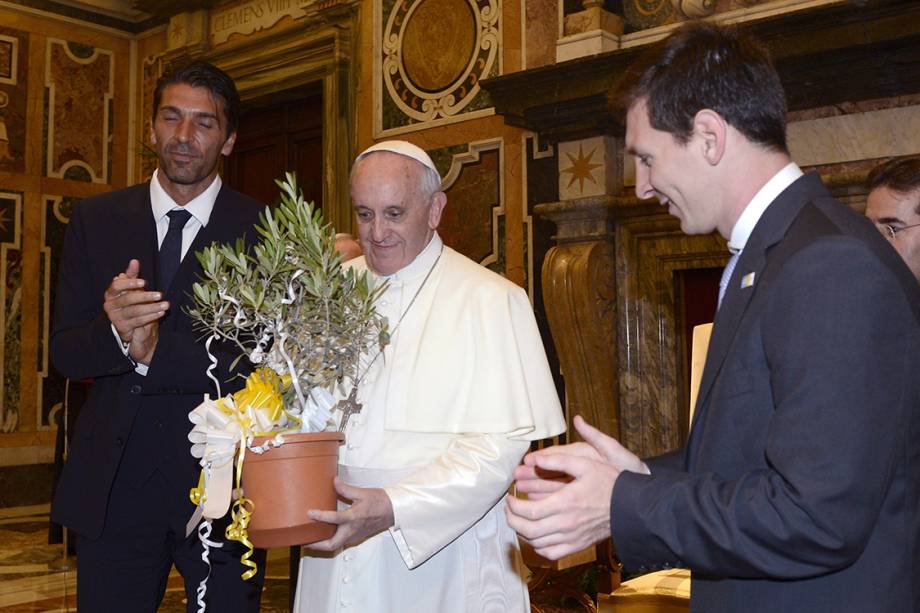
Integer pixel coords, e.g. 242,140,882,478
436,140,504,272
524,135,565,425
0,27,28,174
788,105,920,168
0,192,22,434
39,197,75,432
524,0,556,69
613,211,725,457
44,39,114,184
377,0,500,135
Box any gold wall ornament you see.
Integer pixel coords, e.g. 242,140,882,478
379,0,499,130
671,0,716,19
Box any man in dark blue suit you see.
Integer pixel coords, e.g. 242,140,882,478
51,61,266,612
507,23,920,612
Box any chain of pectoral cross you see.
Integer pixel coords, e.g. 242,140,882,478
336,244,444,433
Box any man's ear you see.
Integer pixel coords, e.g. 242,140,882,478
149,121,157,146
428,191,447,229
693,109,727,165
221,131,237,157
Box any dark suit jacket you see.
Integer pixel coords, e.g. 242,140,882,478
611,173,920,612
50,181,263,539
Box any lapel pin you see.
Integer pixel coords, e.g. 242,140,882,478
740,272,755,289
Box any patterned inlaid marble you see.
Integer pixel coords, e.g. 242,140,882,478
44,39,114,184
0,26,28,173
788,105,920,168
39,197,77,432
377,0,499,134
0,192,21,434
437,141,504,271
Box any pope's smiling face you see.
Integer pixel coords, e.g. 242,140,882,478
351,152,446,276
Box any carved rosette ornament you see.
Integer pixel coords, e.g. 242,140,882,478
382,0,499,122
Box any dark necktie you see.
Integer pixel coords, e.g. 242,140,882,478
158,209,192,291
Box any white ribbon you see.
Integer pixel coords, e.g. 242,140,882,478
188,397,242,523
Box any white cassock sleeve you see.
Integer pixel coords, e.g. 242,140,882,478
383,434,530,569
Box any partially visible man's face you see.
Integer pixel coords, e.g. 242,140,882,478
626,100,723,236
350,152,445,276
866,185,920,282
150,83,236,196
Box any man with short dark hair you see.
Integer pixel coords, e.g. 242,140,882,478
866,156,920,282
51,61,265,612
507,23,920,612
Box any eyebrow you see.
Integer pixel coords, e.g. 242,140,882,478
875,216,905,225
159,105,221,123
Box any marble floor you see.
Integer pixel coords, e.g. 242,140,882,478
0,505,293,612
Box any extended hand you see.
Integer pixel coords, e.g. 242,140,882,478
104,259,168,344
305,478,395,551
513,416,649,500
506,416,649,560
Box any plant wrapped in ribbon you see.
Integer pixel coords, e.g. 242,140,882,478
183,173,387,606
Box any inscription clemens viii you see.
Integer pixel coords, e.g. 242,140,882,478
210,0,306,45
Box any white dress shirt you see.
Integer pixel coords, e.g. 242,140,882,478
112,169,223,375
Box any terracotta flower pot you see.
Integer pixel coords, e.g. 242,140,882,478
241,431,345,548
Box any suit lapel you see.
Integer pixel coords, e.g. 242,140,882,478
687,173,826,448
122,183,159,287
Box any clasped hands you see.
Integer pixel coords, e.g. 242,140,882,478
505,415,649,561
104,259,168,365
306,478,395,551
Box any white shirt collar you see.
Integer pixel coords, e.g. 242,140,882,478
728,162,803,254
385,232,444,282
149,168,222,226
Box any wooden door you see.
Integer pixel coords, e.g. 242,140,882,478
224,92,323,209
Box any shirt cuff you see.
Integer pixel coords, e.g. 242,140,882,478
110,323,147,376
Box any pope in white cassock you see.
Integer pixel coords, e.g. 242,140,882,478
294,140,566,612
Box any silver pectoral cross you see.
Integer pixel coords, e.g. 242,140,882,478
336,387,363,433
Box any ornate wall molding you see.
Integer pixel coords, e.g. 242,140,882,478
375,0,501,136
0,192,21,434
44,39,114,184
435,138,505,271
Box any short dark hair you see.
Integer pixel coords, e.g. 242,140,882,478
625,22,788,153
868,158,920,215
152,61,241,137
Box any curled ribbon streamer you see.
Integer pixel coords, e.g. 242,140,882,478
194,518,224,613
204,335,222,399
225,442,259,580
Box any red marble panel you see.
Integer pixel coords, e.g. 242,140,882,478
439,148,500,266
